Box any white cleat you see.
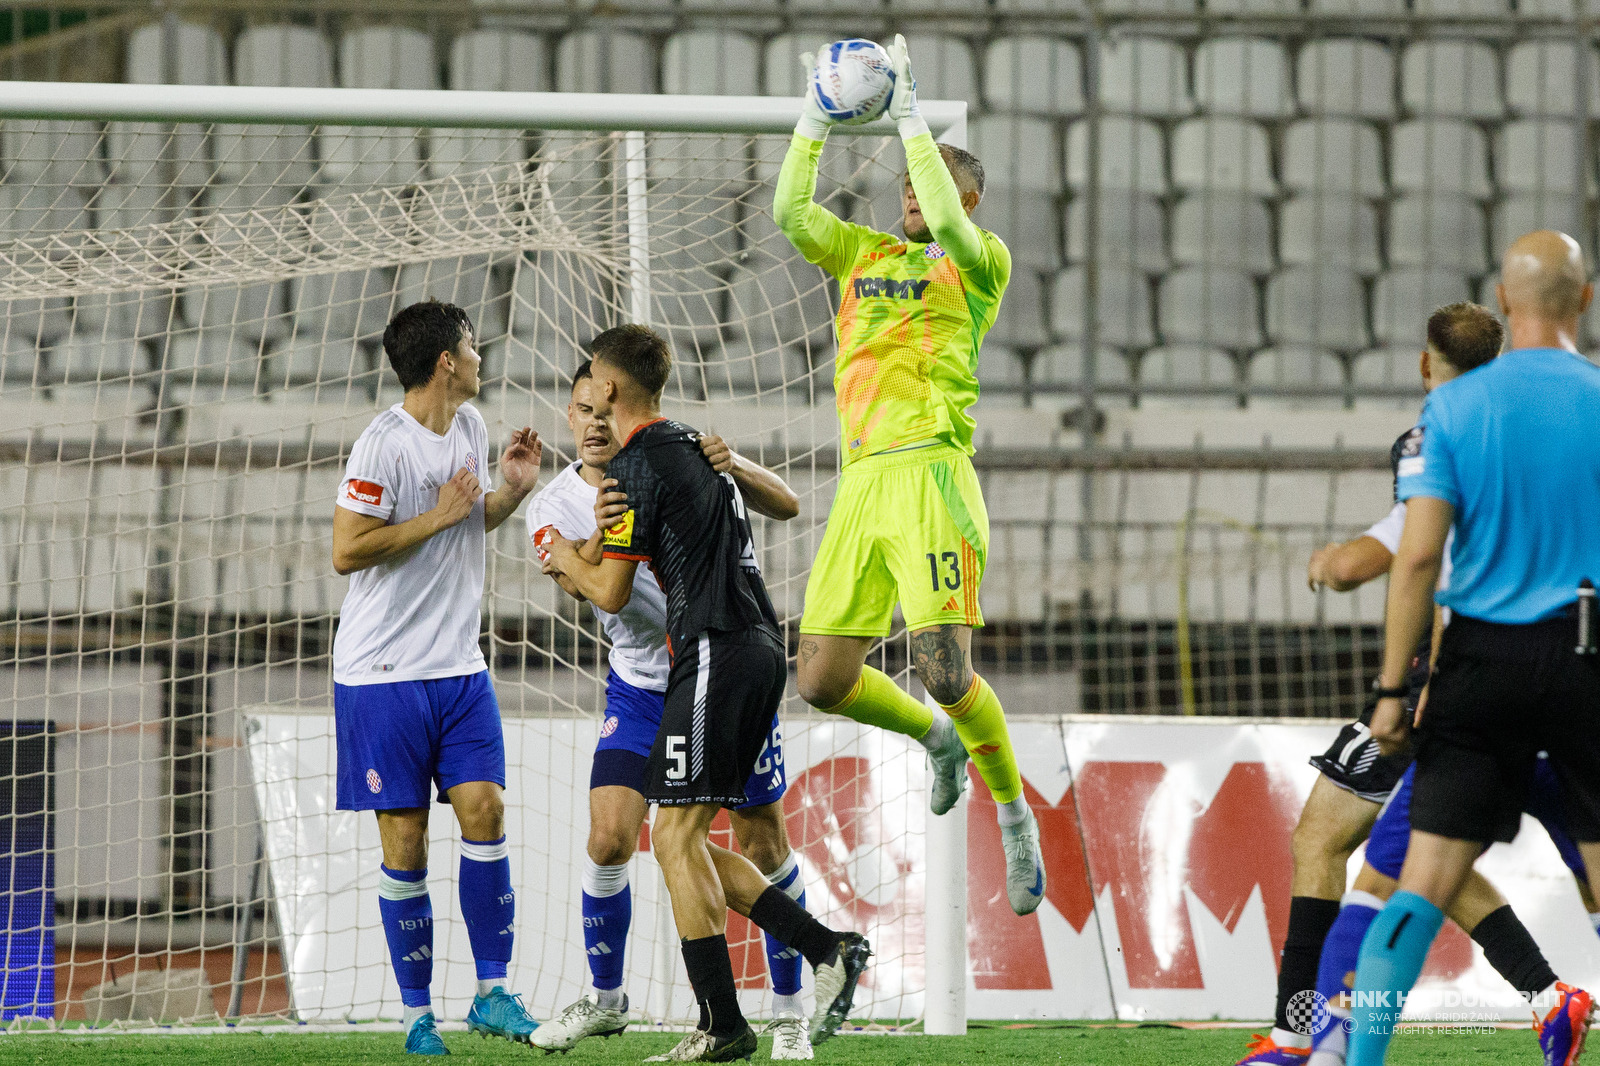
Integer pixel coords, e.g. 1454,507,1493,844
927,725,970,816
1001,809,1046,916
530,992,628,1053
767,1013,814,1060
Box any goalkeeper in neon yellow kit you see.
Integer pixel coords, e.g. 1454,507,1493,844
776,36,1044,915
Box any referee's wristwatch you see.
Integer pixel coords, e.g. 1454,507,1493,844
1372,679,1409,700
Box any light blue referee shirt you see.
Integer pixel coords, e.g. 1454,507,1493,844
1397,346,1600,624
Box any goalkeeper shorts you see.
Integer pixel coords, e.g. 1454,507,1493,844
800,442,987,637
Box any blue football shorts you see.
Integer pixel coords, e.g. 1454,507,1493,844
592,669,788,811
334,670,505,812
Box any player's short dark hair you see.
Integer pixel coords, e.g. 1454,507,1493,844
938,143,984,199
572,359,593,391
590,324,672,397
1427,302,1504,374
382,300,473,392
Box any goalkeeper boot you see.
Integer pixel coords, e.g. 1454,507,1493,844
645,1027,757,1063
927,723,970,816
1001,808,1046,916
809,933,872,1046
1237,1034,1311,1065
404,1012,450,1056
530,992,628,1052
465,986,540,1045
1536,983,1595,1066
766,1010,814,1060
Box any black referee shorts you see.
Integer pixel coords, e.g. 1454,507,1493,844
1411,613,1600,845
645,627,787,808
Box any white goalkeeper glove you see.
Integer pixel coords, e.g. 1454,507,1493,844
796,48,834,141
887,33,928,139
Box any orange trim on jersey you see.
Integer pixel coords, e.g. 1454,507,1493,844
622,417,667,448
962,539,979,623
602,550,651,562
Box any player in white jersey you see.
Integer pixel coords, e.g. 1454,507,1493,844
331,300,543,1056
526,361,820,1059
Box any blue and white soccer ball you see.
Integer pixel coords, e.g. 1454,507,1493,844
810,39,896,125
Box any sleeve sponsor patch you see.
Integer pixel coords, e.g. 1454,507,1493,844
602,509,635,548
531,523,555,563
1399,426,1424,458
345,479,384,507
1397,457,1425,477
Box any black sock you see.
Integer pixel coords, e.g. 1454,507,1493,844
680,935,745,1039
748,885,840,969
1472,904,1558,996
1276,896,1341,1032
697,999,710,1031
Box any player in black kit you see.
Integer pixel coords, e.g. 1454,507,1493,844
542,325,870,1063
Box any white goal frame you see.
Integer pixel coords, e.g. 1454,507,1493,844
0,81,972,1036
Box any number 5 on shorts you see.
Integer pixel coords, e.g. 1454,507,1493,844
925,551,962,591
666,735,687,779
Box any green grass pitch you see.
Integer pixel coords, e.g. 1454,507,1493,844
0,1025,1538,1065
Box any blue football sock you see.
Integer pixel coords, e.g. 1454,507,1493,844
582,858,631,992
765,852,806,1000
459,837,514,984
1348,890,1443,1066
378,865,433,1009
1317,891,1383,1006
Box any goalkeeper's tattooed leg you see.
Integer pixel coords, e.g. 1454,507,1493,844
909,624,971,705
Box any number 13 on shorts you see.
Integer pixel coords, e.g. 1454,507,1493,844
925,551,962,591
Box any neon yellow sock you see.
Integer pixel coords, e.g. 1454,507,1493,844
943,674,1022,804
822,665,934,740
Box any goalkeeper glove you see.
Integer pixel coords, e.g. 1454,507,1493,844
795,48,834,142
887,33,928,139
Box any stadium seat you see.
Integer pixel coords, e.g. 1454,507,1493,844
983,37,1084,115
988,271,1050,348
702,340,794,400
1137,346,1240,409
49,333,141,389
1352,347,1426,411
2,120,106,186
1099,0,1199,12
394,257,511,349
220,26,333,187
1195,38,1294,118
725,247,836,353
72,290,176,344
1495,194,1585,256
0,183,91,238
1500,120,1589,195
1388,195,1489,271
1031,343,1134,390
980,188,1061,269
111,21,227,189
186,282,292,347
1308,0,1407,11
1171,119,1276,196
1265,267,1369,350
662,31,760,96
1158,268,1263,349
762,32,850,97
1279,195,1381,273
1205,0,1302,13
1282,119,1386,198
1518,0,1577,18
1066,117,1166,194
1401,42,1503,119
1052,266,1156,348
971,116,1060,192
1506,42,1600,116
1391,120,1492,198
290,268,396,349
556,29,655,94
1064,192,1168,271
1296,39,1397,119
1371,269,1474,347
435,32,547,174
902,35,978,105
273,333,372,392
1098,37,1194,117
975,344,1027,391
510,253,621,365
1414,0,1507,12
1171,194,1274,273
325,28,436,186
1247,347,1346,409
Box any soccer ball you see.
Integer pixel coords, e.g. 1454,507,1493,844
810,39,896,125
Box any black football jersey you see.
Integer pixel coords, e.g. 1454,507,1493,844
599,419,781,654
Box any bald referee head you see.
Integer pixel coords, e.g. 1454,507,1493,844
1495,229,1594,352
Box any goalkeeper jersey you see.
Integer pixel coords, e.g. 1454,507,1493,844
775,132,1011,467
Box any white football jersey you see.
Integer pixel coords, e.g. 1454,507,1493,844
527,461,671,693
333,402,491,686
1359,500,1455,619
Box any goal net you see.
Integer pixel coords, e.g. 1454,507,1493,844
0,104,941,1029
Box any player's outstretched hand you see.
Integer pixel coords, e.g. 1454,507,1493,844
499,427,542,494
595,477,629,531
886,33,922,133
1306,542,1340,591
699,433,735,474
796,47,835,140
433,467,481,530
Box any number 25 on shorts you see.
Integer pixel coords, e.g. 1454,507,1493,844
925,551,962,591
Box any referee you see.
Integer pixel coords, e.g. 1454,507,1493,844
1345,229,1600,1065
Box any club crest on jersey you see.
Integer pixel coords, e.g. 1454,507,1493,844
346,479,384,507
366,769,383,794
603,509,636,548
925,242,946,259
600,715,619,739
852,277,932,301
465,452,479,476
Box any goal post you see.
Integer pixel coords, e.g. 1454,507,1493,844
0,82,970,1032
